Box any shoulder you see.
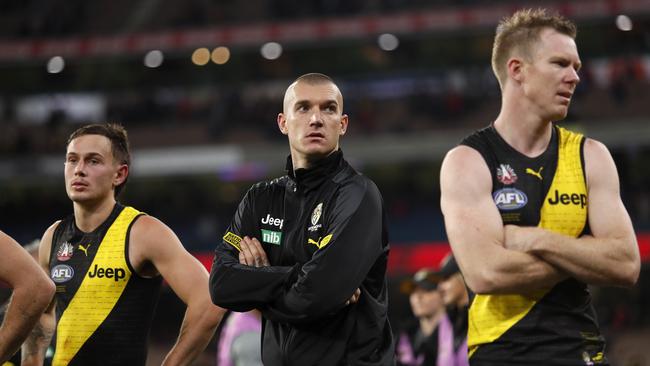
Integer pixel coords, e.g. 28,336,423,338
129,215,180,254
582,137,618,186
40,220,62,266
247,176,290,197
442,145,489,175
336,166,380,203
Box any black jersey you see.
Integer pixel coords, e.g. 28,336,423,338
460,125,607,365
49,203,162,366
210,150,394,366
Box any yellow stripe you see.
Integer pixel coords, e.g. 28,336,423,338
53,207,140,366
539,127,587,237
469,127,586,356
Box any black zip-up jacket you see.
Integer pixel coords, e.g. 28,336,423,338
210,150,395,366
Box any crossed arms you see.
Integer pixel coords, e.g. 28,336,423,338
440,139,640,295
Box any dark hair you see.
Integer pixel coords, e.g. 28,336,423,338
67,123,131,197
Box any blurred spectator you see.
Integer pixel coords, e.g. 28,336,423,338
396,268,458,366
217,310,263,366
437,254,469,366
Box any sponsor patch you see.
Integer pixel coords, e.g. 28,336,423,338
525,167,544,180
261,229,282,245
493,188,528,211
307,234,333,250
548,190,587,209
223,231,242,252
78,243,92,256
56,241,74,261
496,164,518,185
261,214,284,229
87,264,126,281
51,264,74,283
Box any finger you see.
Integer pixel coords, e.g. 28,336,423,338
249,238,270,266
243,237,268,268
239,237,256,266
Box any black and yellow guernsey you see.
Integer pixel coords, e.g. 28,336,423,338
460,125,607,365
49,203,162,366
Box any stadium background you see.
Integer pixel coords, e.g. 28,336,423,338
0,0,649,364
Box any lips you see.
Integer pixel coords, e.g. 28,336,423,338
306,132,325,138
71,181,88,188
557,91,573,99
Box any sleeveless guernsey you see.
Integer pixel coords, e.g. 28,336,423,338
460,125,607,365
49,203,162,366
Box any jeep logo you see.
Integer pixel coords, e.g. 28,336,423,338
548,190,587,209
88,264,126,281
261,214,284,229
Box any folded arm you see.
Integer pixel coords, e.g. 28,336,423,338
440,146,566,295
262,180,387,323
504,139,640,287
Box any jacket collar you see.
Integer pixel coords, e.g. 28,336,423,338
286,149,344,192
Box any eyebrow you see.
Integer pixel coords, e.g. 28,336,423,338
294,99,339,107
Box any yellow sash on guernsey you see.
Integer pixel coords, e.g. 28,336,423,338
53,207,141,366
468,127,588,356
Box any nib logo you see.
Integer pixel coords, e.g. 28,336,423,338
261,229,282,245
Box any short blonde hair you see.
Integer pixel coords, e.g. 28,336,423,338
491,8,576,89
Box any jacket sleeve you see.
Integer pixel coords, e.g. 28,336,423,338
262,179,388,323
210,186,297,312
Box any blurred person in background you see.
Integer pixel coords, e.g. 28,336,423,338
0,232,54,365
210,73,394,365
396,268,461,366
22,123,225,366
217,310,262,366
437,254,469,366
440,8,640,365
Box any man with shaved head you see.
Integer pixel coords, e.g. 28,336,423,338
210,73,395,365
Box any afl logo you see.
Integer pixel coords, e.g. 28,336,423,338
51,264,74,283
311,203,323,226
493,188,528,211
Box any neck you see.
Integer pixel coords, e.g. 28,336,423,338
73,197,116,233
418,311,444,336
291,148,337,171
494,93,554,157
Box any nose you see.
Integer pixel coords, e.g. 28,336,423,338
74,160,87,176
309,109,323,126
567,68,580,85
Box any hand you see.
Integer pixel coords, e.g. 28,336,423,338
238,236,270,267
345,288,361,306
504,225,540,253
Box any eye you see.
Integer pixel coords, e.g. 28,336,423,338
66,156,77,164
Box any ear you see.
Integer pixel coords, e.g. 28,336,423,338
114,164,128,187
507,57,524,83
277,113,288,135
339,114,349,136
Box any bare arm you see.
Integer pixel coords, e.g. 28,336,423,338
504,139,640,287
20,224,59,366
440,146,565,294
130,216,226,366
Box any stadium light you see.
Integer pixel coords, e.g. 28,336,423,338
261,42,282,60
144,50,164,68
47,56,65,74
378,33,399,51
